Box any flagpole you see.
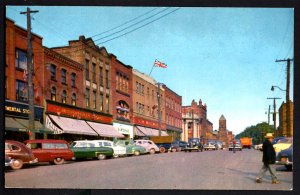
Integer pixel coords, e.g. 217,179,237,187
149,61,155,76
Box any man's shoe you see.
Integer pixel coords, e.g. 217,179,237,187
256,178,262,183
272,180,280,184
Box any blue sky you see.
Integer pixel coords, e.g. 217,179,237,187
6,6,294,135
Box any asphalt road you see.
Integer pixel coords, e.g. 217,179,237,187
5,148,293,190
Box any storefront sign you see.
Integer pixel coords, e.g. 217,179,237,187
47,102,112,124
5,100,43,120
113,123,133,138
46,116,63,134
132,116,166,130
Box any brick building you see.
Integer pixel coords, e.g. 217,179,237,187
132,69,167,137
110,55,134,139
5,18,47,141
181,99,213,142
218,115,229,146
278,101,293,137
162,84,182,139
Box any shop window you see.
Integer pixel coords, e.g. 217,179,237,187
71,93,76,106
71,73,76,87
61,90,67,104
50,64,56,80
51,87,56,101
16,80,28,102
61,69,67,84
15,49,27,70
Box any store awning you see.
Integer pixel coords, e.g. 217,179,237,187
49,115,98,136
5,117,27,132
14,118,54,134
87,121,124,138
135,126,168,137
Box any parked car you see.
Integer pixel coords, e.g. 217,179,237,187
275,144,293,171
183,138,203,152
228,141,242,151
172,141,188,151
24,139,74,165
70,140,114,160
272,137,285,145
273,137,293,154
5,140,38,170
256,143,263,151
115,140,146,156
203,142,216,150
134,140,159,154
5,154,13,167
90,140,127,158
215,141,223,150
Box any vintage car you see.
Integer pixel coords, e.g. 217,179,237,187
115,140,146,156
171,141,188,152
70,140,114,160
5,140,38,170
203,142,217,150
275,144,293,171
134,140,159,154
89,140,127,158
215,140,223,150
273,137,293,154
24,139,74,165
183,138,203,152
228,141,242,151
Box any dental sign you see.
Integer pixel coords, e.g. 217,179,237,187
5,100,43,120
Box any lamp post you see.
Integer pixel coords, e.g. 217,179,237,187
271,85,289,137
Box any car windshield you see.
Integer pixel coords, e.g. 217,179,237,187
277,138,292,144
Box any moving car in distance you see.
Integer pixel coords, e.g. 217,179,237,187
228,140,242,151
5,140,38,170
203,141,217,151
70,140,114,160
24,139,74,165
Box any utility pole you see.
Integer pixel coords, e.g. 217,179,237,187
275,58,293,137
157,82,161,136
268,105,271,125
21,8,39,140
267,97,281,135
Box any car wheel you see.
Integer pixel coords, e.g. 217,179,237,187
149,149,155,154
171,148,177,152
285,165,292,171
177,147,182,152
53,157,65,165
113,154,119,158
11,159,23,170
134,150,140,156
97,154,106,160
159,147,166,153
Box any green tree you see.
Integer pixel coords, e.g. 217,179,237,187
235,122,274,145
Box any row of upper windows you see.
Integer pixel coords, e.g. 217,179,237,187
165,96,181,112
85,60,109,88
50,64,77,87
166,114,182,128
85,88,110,113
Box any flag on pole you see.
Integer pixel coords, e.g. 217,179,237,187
154,59,167,68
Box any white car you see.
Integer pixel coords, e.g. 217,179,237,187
134,140,159,154
203,142,216,150
73,140,127,158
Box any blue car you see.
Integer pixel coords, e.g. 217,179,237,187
275,144,293,170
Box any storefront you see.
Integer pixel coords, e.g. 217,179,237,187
113,122,133,139
134,125,168,137
166,125,182,140
5,100,53,141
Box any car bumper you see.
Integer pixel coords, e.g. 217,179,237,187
275,158,293,166
5,160,13,167
29,158,38,164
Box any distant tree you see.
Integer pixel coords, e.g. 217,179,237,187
235,122,274,145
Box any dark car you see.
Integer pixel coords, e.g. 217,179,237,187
5,140,38,170
170,141,187,152
272,137,285,145
184,138,203,152
276,144,293,171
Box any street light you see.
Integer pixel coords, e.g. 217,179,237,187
271,85,286,92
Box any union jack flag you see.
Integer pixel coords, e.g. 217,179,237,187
154,59,167,68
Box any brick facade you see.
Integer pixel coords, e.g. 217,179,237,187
278,101,293,137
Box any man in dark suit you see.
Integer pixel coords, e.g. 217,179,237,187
256,133,280,184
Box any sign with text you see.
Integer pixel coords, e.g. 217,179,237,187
132,116,166,130
5,100,43,120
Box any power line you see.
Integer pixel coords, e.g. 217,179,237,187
94,7,172,43
98,8,181,45
91,7,159,38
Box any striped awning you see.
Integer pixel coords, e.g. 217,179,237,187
135,126,168,137
87,121,124,138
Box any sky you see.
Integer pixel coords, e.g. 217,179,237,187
6,6,294,135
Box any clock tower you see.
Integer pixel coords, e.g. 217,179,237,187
218,115,228,146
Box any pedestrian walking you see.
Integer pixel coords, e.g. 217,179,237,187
232,139,236,153
256,133,280,184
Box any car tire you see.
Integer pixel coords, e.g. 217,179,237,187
134,150,140,156
113,154,119,158
53,157,65,165
177,147,182,152
149,149,155,154
11,159,23,170
171,148,177,152
97,154,106,160
159,147,166,153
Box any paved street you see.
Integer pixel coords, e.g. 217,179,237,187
5,149,292,190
